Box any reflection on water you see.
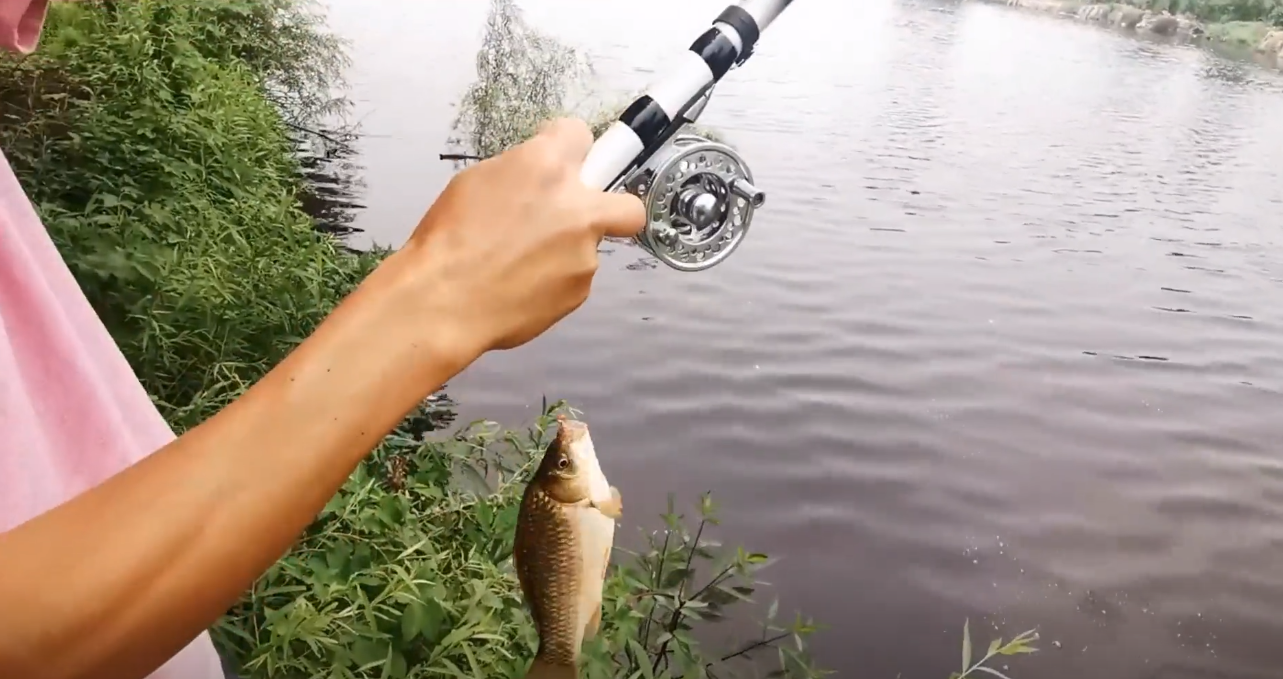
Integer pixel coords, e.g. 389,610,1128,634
321,0,1283,677
292,125,369,239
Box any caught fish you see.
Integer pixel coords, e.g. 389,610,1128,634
514,416,623,679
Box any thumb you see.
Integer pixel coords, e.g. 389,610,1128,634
587,190,647,239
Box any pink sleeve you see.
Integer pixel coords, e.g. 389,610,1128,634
0,0,48,54
0,113,228,679
0,5,236,675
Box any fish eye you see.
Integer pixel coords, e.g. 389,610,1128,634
556,457,570,470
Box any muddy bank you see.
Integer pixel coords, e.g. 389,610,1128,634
982,0,1283,70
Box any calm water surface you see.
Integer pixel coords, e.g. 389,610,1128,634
323,1,1283,676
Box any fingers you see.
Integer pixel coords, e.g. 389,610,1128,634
537,117,594,164
587,191,646,239
535,116,645,238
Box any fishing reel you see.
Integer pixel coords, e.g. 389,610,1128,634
616,130,765,272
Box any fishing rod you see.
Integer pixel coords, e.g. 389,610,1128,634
580,0,796,272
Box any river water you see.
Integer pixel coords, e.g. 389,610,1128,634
323,0,1283,676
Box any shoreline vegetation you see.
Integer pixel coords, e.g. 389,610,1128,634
0,0,1039,677
977,0,1283,68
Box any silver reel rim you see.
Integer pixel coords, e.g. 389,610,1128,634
640,136,757,272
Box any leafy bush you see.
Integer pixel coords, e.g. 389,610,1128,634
0,0,380,430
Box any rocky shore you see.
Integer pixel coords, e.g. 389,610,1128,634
984,0,1283,71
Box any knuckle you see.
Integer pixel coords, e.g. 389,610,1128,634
527,140,564,174
547,116,587,138
562,117,591,139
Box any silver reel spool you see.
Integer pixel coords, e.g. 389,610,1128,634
617,130,765,272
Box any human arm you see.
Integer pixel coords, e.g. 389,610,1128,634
0,118,644,679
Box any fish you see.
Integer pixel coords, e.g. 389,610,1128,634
514,415,623,679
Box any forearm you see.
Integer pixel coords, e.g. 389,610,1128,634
0,249,479,679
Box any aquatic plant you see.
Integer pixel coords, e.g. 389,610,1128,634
950,621,1040,679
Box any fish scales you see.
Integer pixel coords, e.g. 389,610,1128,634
516,484,584,665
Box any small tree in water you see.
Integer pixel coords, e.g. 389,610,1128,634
448,0,722,162
449,0,590,159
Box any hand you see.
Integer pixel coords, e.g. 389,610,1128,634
390,117,646,361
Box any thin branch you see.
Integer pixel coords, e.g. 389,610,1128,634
653,517,707,675
713,631,791,666
283,120,354,148
638,528,674,653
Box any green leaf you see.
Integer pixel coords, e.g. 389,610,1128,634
326,541,352,575
437,623,475,650
406,597,445,643
351,637,389,668
376,493,403,526
476,499,494,528
458,461,492,496
962,618,972,671
401,601,427,643
745,552,769,564
628,639,654,679
387,649,408,679
661,567,693,590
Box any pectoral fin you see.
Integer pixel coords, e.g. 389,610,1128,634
591,486,623,520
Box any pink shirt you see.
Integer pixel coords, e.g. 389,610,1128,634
1,1,227,677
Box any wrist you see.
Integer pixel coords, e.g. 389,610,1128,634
364,244,488,379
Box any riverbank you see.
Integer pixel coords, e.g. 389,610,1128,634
980,0,1283,69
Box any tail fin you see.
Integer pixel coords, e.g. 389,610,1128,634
523,657,577,679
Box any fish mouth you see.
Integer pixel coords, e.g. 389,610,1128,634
555,417,597,467
555,415,589,447
554,416,612,504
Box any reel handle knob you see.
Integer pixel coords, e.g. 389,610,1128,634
730,178,765,208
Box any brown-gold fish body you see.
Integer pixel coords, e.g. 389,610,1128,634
514,416,622,679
